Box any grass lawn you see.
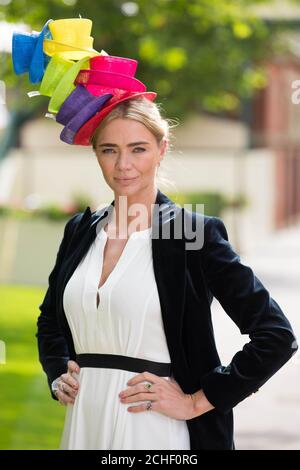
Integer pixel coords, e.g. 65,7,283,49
0,284,66,449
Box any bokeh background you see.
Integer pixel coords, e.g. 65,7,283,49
0,0,299,449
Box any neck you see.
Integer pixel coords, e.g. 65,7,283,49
111,186,158,233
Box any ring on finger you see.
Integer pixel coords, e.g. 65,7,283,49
146,401,152,411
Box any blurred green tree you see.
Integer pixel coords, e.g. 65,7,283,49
0,0,285,157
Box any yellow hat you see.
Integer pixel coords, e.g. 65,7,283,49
43,18,100,60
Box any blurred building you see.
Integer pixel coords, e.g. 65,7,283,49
251,59,300,228
0,110,280,253
1,1,300,255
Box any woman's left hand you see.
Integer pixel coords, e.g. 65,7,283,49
118,371,196,420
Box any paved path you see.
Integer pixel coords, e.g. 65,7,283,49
210,223,300,449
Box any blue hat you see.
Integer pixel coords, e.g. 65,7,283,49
12,19,53,84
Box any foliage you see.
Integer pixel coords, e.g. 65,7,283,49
0,189,246,219
0,191,93,220
0,284,65,449
33,203,73,221
69,192,93,213
168,190,248,216
0,0,283,121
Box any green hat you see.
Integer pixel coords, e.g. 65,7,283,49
48,55,91,113
39,54,74,97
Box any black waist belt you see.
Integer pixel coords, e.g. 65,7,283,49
76,353,172,377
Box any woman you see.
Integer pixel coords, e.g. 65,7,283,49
36,96,298,450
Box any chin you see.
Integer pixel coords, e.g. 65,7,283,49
114,186,139,195
112,177,140,190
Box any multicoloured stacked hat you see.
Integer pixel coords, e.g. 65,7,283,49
11,17,157,146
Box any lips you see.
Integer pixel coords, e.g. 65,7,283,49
115,177,137,181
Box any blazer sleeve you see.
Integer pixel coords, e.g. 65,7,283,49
199,216,298,414
35,212,81,400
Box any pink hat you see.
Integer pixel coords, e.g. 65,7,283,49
75,54,146,95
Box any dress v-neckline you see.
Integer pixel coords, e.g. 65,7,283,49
95,225,152,309
97,228,129,293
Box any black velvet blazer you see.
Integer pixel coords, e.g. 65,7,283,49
36,187,298,450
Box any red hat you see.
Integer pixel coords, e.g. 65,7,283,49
73,90,157,146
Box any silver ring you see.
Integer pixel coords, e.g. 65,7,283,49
60,381,65,392
146,401,152,411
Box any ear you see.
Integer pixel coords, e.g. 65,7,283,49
159,137,168,159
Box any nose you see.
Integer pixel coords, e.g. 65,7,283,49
115,151,133,170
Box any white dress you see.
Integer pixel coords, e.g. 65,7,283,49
59,221,191,450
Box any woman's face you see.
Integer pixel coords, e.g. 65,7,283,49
93,118,167,195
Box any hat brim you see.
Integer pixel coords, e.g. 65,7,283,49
56,84,111,125
73,91,157,146
43,39,100,60
60,93,113,144
75,70,146,93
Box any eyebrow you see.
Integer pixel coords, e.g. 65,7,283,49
98,141,150,147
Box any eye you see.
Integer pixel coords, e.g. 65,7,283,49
101,147,146,153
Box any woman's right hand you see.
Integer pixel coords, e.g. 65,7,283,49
55,360,80,406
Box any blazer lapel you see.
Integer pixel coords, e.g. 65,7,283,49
151,191,193,389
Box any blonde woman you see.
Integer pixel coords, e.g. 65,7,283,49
36,97,298,450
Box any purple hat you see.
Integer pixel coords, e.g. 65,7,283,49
56,84,113,144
